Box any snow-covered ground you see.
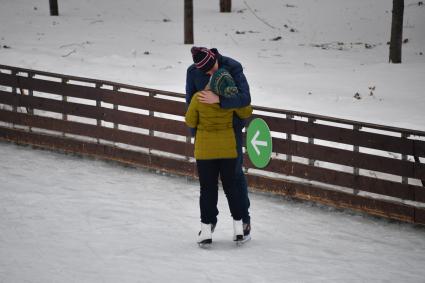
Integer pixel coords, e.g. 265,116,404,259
1,0,424,130
1,142,425,282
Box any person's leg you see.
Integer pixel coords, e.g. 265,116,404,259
196,159,220,225
219,158,242,221
219,158,244,241
234,129,250,225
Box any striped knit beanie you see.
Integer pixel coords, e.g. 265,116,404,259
191,46,217,73
209,68,238,97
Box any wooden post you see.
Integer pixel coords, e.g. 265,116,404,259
11,70,17,129
149,91,155,155
96,83,102,144
62,78,68,137
184,0,194,44
113,86,119,130
28,72,34,132
186,136,191,161
220,0,232,12
12,71,17,113
28,73,34,116
401,133,409,184
49,0,59,16
353,125,361,195
286,114,293,162
308,118,316,166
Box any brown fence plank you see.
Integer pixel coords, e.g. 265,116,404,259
0,109,194,157
0,72,101,101
0,72,187,116
253,104,425,137
0,90,102,119
102,91,186,116
254,114,425,158
246,173,416,223
272,138,425,180
0,126,195,176
0,64,186,99
415,208,425,225
0,72,18,86
0,90,189,136
102,108,188,136
244,156,425,202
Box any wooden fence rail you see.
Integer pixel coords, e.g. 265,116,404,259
0,64,424,225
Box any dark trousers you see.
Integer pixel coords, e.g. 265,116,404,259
196,158,242,225
235,128,251,224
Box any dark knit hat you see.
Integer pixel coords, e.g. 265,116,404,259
209,68,238,97
191,46,217,73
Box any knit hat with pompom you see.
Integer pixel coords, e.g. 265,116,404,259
191,46,217,73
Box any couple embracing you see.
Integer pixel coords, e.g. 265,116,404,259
185,46,252,246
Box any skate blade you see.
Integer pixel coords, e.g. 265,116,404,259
198,239,212,249
198,242,212,249
242,235,251,243
235,235,251,246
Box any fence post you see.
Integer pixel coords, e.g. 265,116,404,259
286,114,294,162
28,72,34,132
11,70,17,129
62,78,68,137
113,86,119,130
308,117,316,166
95,83,102,144
149,91,156,155
186,135,191,161
401,133,409,184
353,124,361,195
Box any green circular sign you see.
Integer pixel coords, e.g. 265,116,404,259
246,118,272,168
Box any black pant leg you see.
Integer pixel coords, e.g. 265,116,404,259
235,128,251,224
219,158,242,221
196,159,220,224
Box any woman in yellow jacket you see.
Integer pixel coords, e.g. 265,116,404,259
185,68,252,246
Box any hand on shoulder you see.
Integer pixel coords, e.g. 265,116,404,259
198,90,220,104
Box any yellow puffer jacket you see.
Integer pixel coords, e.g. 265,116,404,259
185,92,253,160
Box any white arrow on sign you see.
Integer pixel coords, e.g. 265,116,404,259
251,130,268,155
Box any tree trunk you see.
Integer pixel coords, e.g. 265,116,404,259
220,0,232,12
184,0,194,44
389,0,404,63
49,0,59,16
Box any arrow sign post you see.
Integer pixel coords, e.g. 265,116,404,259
246,118,272,168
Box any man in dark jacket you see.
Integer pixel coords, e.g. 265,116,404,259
186,46,251,241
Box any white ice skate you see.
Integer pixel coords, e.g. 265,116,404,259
197,223,213,248
242,223,251,243
233,220,244,245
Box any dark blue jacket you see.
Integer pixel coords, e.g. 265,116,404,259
185,48,251,135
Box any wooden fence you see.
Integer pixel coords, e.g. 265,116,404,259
0,64,424,225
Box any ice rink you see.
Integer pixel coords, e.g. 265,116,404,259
1,142,425,282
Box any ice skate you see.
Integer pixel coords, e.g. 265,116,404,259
242,223,251,243
197,223,213,248
233,220,244,245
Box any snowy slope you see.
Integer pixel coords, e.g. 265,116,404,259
0,0,424,130
1,142,425,282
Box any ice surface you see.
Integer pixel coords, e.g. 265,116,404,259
1,142,425,282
